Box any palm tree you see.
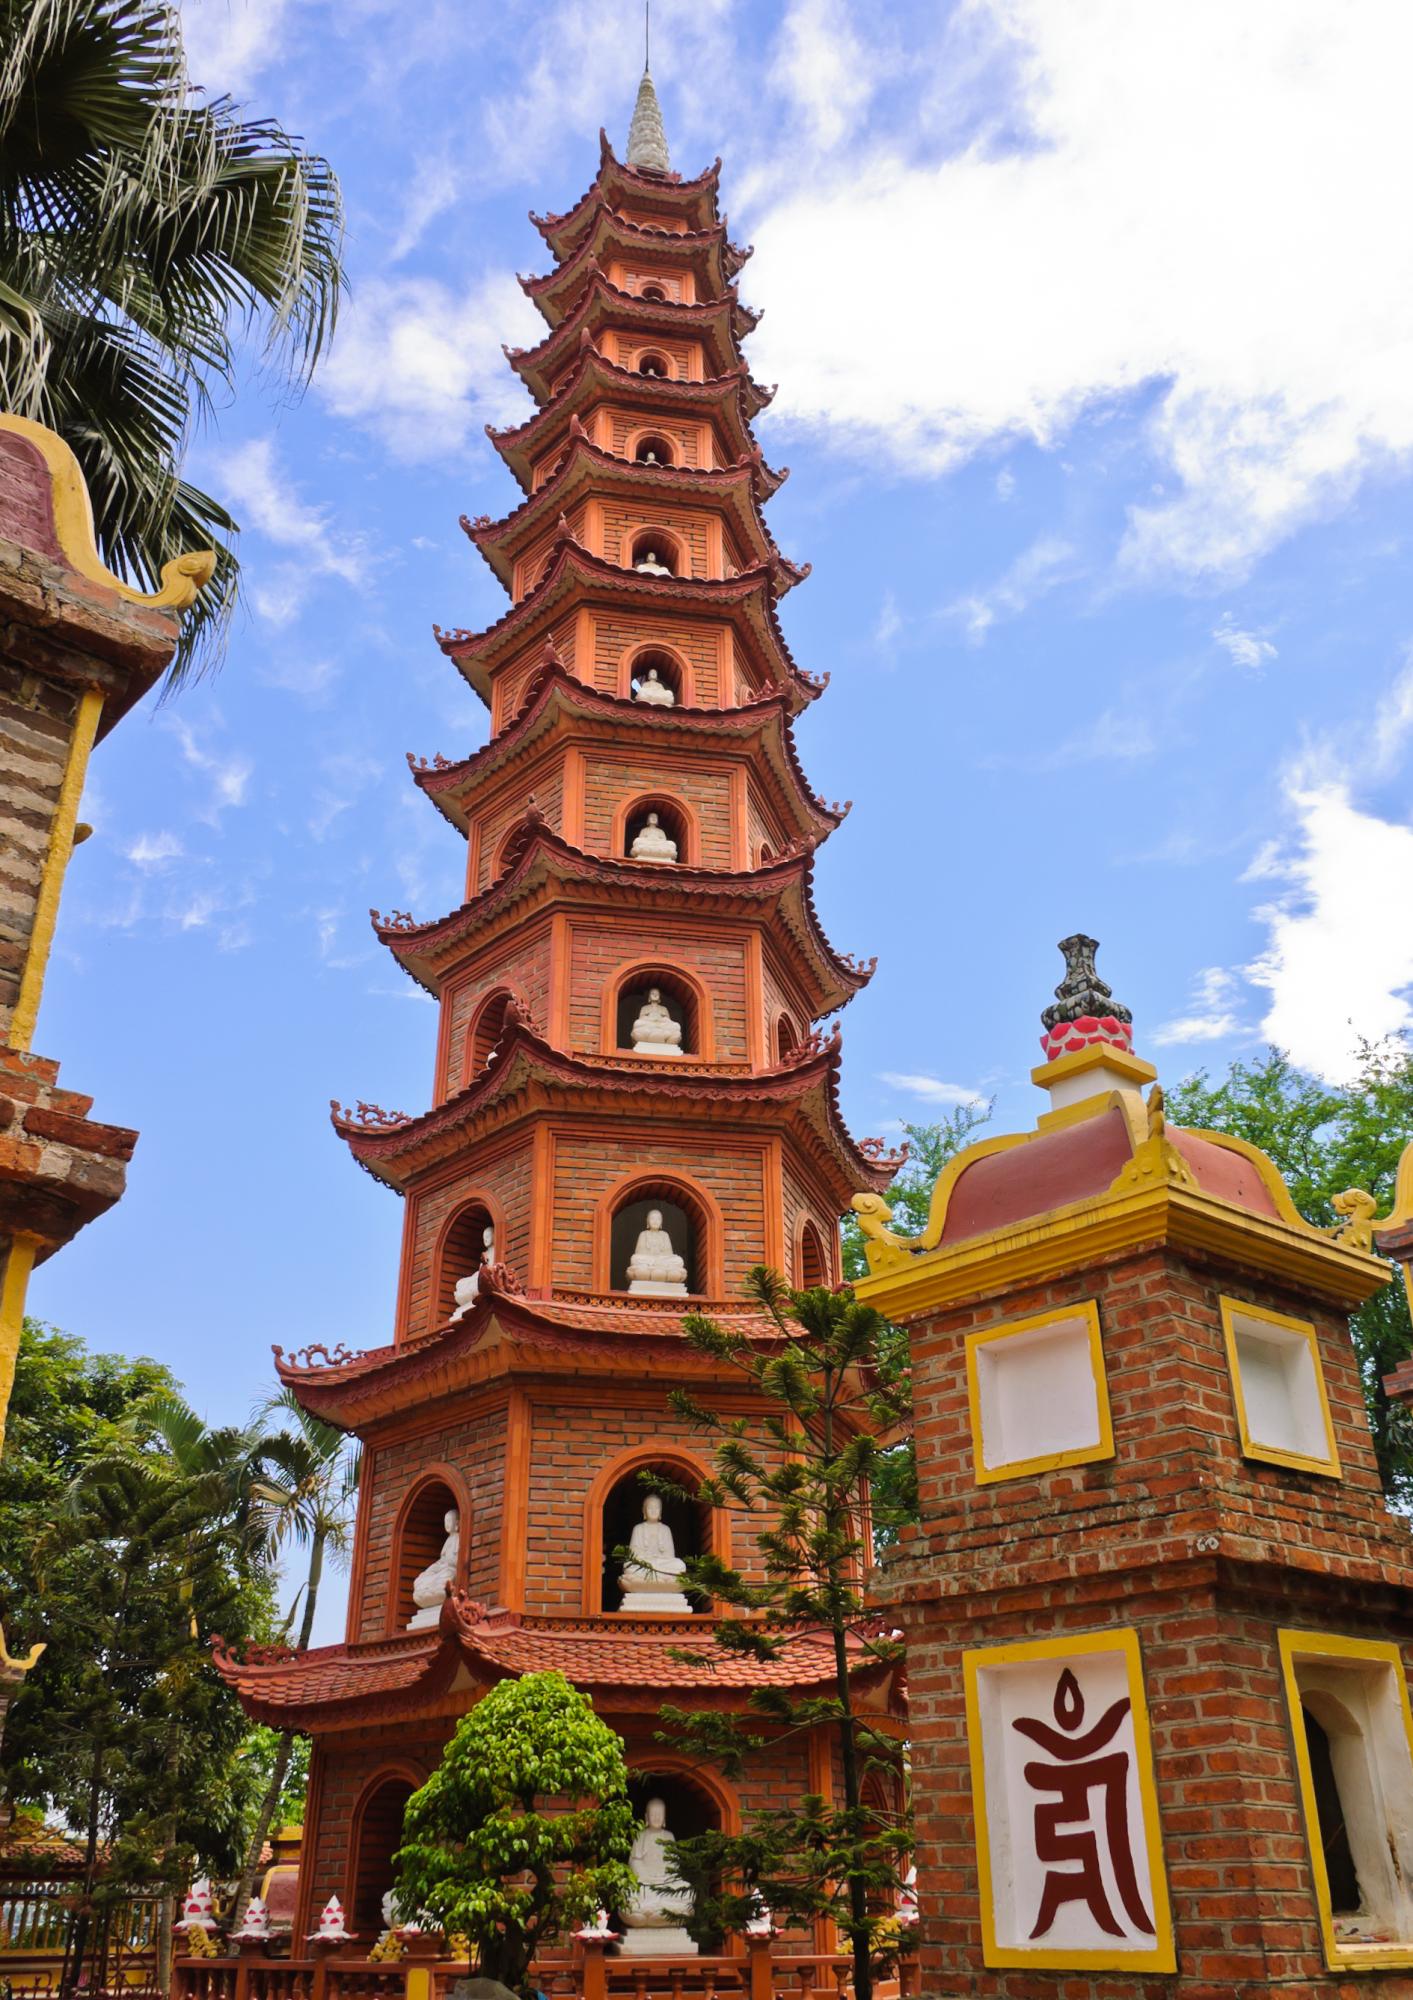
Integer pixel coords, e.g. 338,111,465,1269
0,0,343,676
229,1389,360,1925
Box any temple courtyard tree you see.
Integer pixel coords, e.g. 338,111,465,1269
661,1268,911,2000
0,0,344,673
394,1671,637,2000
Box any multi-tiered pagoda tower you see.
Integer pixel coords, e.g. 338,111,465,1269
217,71,900,1945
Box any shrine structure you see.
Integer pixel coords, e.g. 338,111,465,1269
215,68,902,1949
854,936,1413,1997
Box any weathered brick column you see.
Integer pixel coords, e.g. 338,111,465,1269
0,413,210,1445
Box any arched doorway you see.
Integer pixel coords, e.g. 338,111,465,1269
618,1770,727,1949
349,1773,418,1933
599,1460,709,1614
390,1475,464,1631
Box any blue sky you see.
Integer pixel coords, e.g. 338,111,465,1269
26,0,1413,1638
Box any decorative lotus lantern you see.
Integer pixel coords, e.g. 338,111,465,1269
308,1895,355,1945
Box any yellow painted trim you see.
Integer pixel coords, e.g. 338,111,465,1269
0,415,215,608
1278,1628,1413,1971
963,1627,1175,1973
852,1177,1392,1320
964,1300,1113,1485
851,1131,1032,1260
1220,1296,1341,1479
7,686,103,1054
0,1234,38,1461
1385,1139,1413,1234
1029,1043,1157,1094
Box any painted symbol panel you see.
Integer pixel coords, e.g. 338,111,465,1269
963,1629,1175,1971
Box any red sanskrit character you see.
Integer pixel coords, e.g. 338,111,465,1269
1011,1667,1154,1941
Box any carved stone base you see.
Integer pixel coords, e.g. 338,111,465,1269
619,1589,692,1614
626,1279,688,1296
406,1605,441,1630
620,1928,698,1957
631,1041,683,1058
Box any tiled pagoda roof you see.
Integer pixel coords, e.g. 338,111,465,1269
331,1001,898,1198
463,438,808,599
406,651,845,839
369,816,872,1012
435,536,816,704
486,351,784,498
530,141,724,259
520,208,747,329
212,1589,899,1728
505,276,769,410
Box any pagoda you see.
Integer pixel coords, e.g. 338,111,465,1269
215,68,902,1948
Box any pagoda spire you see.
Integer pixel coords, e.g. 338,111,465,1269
625,9,670,174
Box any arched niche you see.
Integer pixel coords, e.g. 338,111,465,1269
613,966,702,1059
464,988,512,1082
637,282,670,303
621,794,691,866
633,431,676,466
430,1197,498,1325
388,1468,469,1632
347,1768,421,1933
617,1766,737,1950
775,1012,798,1063
624,644,688,707
636,350,671,378
799,1219,830,1289
595,1455,712,1614
628,528,680,575
600,1174,719,1296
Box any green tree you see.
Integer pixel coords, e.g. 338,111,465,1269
229,1389,359,1926
0,0,344,674
394,1671,637,2000
841,1109,991,1544
661,1269,910,2000
1166,1038,1413,1500
5,1389,274,1995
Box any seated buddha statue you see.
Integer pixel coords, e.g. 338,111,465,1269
630,811,678,863
619,1493,692,1613
626,1209,688,1295
629,988,683,1058
634,667,675,708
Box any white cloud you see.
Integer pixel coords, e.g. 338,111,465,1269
879,1070,989,1109
948,535,1075,643
256,655,339,700
873,589,902,649
316,274,540,462
180,0,288,96
994,467,1016,502
125,831,184,869
390,153,462,263
1236,658,1413,1079
749,1,1413,577
167,718,252,820
770,0,877,154
1212,615,1277,673
217,438,367,625
1152,967,1244,1047
987,704,1155,772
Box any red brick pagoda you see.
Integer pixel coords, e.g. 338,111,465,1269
216,69,901,1948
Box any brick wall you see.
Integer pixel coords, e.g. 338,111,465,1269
403,1139,535,1332
547,1127,766,1293
0,660,77,1031
566,916,749,1060
589,609,723,704
580,749,733,867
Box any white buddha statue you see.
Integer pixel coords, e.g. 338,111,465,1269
634,547,672,576
634,667,675,708
407,1509,460,1629
622,1797,697,1956
449,1224,494,1319
626,1209,688,1296
619,1492,692,1613
630,987,683,1058
630,811,677,864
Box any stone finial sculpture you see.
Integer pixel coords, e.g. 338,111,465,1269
630,987,683,1057
1039,933,1134,1060
619,1493,692,1613
634,666,675,707
626,1209,688,1294
622,1797,697,1955
630,811,678,863
450,1224,495,1319
407,1509,460,1629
